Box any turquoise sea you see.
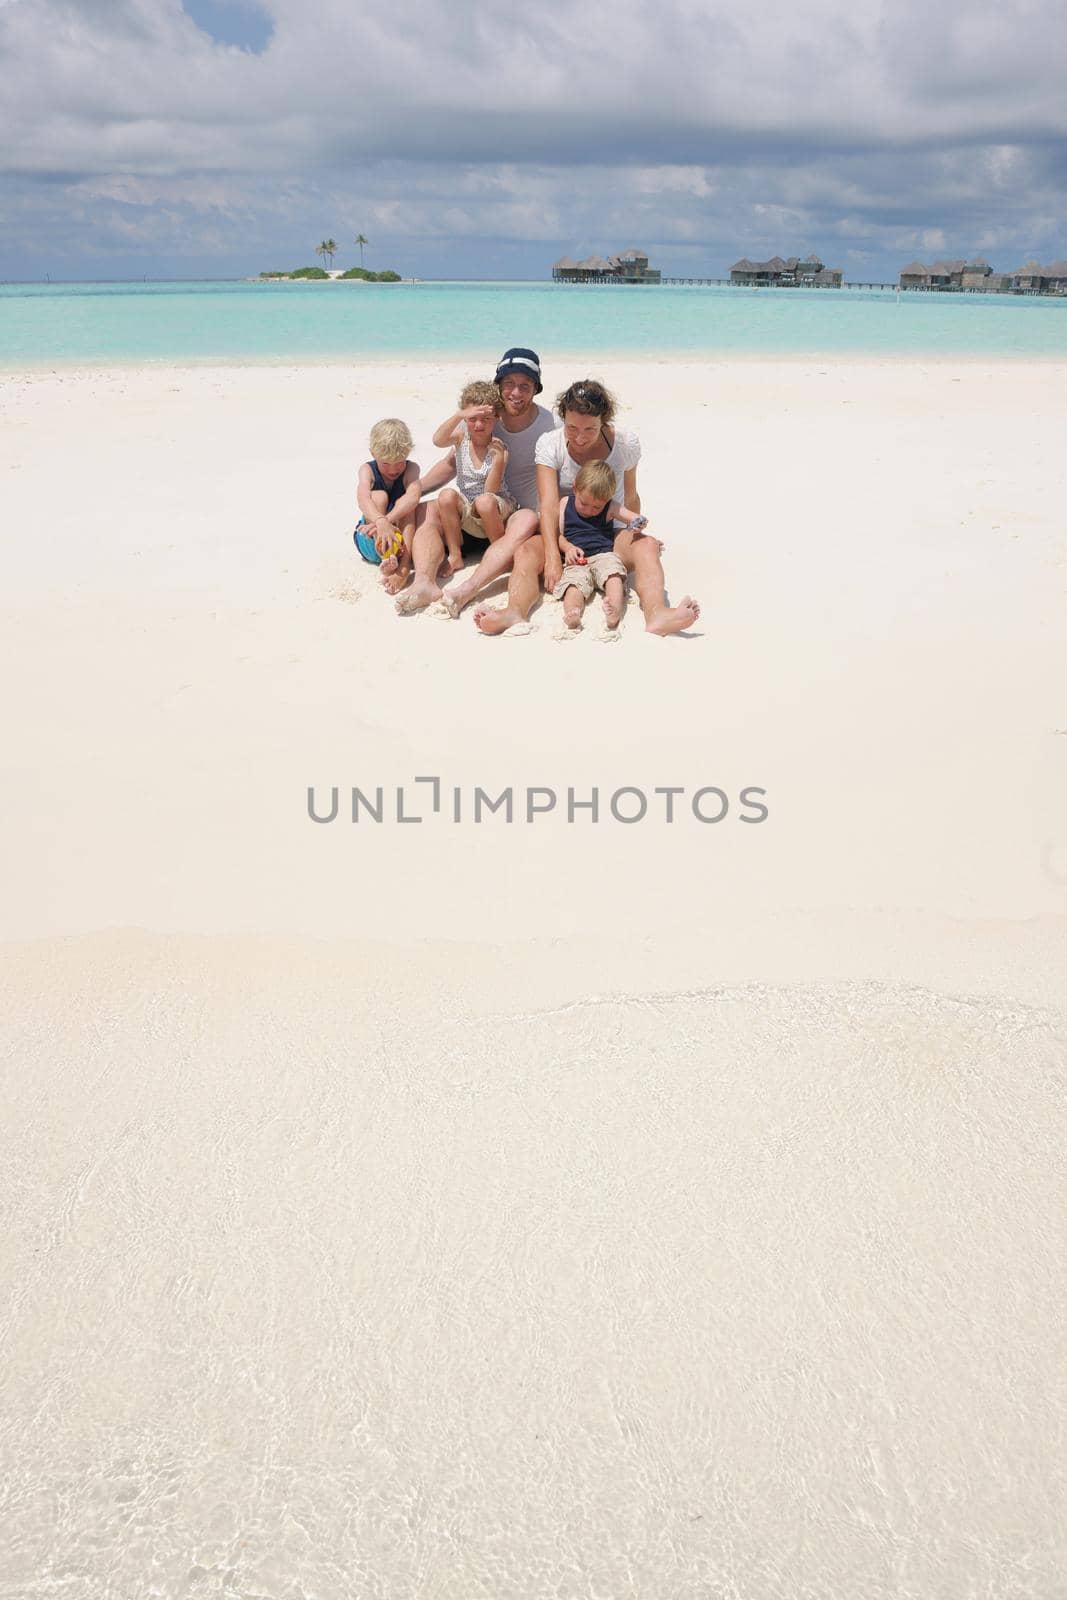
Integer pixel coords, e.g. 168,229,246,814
2,278,1066,366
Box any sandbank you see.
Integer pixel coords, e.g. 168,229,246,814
1,358,1064,1595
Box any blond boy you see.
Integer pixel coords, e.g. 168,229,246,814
353,418,431,595
556,460,650,631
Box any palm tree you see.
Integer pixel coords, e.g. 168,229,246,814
316,238,339,270
355,233,368,268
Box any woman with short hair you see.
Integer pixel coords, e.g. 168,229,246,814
473,378,699,637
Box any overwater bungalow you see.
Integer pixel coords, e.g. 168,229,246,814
899,256,1066,293
1011,260,1067,294
899,258,985,290
729,254,842,287
552,248,661,284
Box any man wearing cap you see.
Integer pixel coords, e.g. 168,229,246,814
429,348,555,618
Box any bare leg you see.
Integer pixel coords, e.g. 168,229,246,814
472,491,506,544
616,529,701,636
473,535,544,636
396,504,445,614
436,489,465,577
381,517,415,595
444,508,537,617
362,486,400,582
561,584,586,629
601,573,625,629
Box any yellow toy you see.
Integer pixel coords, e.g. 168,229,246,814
377,523,403,562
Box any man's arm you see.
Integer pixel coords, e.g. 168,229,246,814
416,452,456,495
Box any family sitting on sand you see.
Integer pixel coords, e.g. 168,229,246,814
353,347,700,637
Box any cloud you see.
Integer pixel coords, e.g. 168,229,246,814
1,0,1066,276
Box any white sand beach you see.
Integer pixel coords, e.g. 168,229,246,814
2,358,1065,1596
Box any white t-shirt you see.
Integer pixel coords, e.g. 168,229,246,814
533,425,642,503
490,403,555,511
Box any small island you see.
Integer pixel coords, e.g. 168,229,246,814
259,236,403,282
259,266,401,282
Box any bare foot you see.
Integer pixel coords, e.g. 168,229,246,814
646,596,701,636
602,594,624,629
445,549,465,577
442,582,474,619
563,607,583,631
473,604,527,636
395,577,442,615
381,563,411,596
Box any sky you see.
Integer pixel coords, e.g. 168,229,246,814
2,0,1066,281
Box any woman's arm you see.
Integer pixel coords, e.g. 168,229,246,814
621,467,640,515
537,462,562,586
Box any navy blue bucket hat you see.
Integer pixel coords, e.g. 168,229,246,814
494,347,542,392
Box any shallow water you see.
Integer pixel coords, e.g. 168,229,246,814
3,952,1063,1598
2,278,1067,366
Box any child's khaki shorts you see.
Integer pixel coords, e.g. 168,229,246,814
553,551,626,601
455,491,515,540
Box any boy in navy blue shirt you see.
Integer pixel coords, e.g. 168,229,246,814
555,460,650,632
353,418,423,595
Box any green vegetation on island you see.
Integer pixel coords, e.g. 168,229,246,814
260,266,330,280
259,235,402,282
339,267,401,281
